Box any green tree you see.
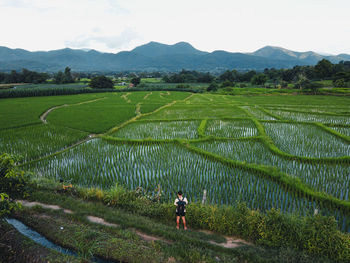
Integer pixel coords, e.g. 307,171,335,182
251,73,268,86
54,67,74,84
54,71,64,84
131,77,141,86
89,75,114,89
63,66,74,83
207,82,218,92
315,59,333,79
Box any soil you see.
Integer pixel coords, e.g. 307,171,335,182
18,200,73,214
87,215,119,227
0,221,73,263
199,229,251,248
134,229,172,244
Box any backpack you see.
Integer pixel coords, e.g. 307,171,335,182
177,197,186,213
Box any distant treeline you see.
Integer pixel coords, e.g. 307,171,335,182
0,84,201,99
0,69,48,84
163,59,350,88
0,67,75,85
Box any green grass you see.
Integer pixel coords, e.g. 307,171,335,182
18,183,349,263
47,94,136,133
0,93,107,130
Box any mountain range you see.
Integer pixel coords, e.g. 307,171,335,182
0,41,349,72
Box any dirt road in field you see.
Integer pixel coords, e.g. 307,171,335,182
17,199,250,249
40,97,106,124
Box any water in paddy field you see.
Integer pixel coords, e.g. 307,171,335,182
5,218,119,263
25,139,350,232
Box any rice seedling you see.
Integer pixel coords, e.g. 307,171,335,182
193,140,350,200
142,105,248,120
267,110,350,125
263,123,350,157
24,139,350,231
205,119,257,138
112,121,200,139
240,106,276,120
0,124,88,163
24,140,312,209
330,127,350,137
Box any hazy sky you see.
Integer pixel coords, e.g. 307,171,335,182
0,0,349,54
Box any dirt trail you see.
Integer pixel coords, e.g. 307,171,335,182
135,103,142,116
121,92,131,103
134,230,172,244
210,237,251,248
18,200,73,214
18,200,249,248
40,97,106,124
87,216,119,227
143,92,152,100
40,104,68,123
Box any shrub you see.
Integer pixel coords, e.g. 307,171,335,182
334,78,345,87
206,82,218,92
0,153,29,217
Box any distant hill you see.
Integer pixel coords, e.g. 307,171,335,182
0,42,349,72
250,46,348,65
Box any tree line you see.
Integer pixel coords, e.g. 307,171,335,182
0,67,76,84
163,59,350,90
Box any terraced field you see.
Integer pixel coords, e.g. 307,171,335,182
2,92,350,231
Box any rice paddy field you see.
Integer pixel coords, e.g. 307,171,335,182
1,92,350,231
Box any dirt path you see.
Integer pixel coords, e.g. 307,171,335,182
121,92,131,103
40,97,106,124
18,200,73,214
40,104,68,123
135,102,142,116
87,215,119,227
18,200,249,248
143,92,152,100
19,134,96,167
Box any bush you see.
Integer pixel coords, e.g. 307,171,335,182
0,153,29,217
334,79,346,87
221,80,234,88
207,82,218,92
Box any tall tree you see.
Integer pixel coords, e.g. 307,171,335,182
315,59,333,79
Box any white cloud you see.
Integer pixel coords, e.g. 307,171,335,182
0,0,349,54
65,28,141,52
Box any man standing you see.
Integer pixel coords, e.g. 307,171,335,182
174,191,188,230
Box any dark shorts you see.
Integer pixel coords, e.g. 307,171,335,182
176,211,186,217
